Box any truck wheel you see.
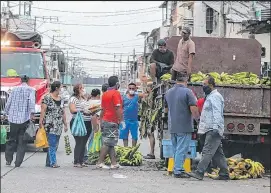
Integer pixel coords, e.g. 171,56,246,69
43,148,48,152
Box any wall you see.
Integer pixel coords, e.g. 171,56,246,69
255,33,270,63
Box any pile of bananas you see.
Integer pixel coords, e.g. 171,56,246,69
191,72,271,86
64,135,72,155
160,73,172,81
207,158,265,180
88,144,143,166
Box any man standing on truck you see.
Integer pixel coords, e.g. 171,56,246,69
171,26,195,81
149,39,175,83
187,76,229,180
165,72,199,178
3,75,35,167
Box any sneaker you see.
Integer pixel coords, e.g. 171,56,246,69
96,163,110,169
174,173,190,178
6,161,11,166
110,164,121,169
213,175,230,181
186,171,204,180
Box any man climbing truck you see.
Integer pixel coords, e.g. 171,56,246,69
145,36,270,169
0,29,52,151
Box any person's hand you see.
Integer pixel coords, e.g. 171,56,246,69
120,121,126,130
30,114,35,121
39,121,44,129
1,115,7,121
64,125,68,132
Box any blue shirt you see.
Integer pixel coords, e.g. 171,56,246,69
4,83,35,124
165,84,197,133
198,89,224,136
123,94,139,121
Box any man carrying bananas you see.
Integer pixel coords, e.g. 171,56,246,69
187,76,229,180
119,83,147,147
171,26,195,81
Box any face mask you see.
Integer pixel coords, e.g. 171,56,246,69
203,85,212,95
60,88,64,92
129,90,135,95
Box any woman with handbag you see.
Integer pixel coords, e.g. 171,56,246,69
39,81,68,168
69,84,92,168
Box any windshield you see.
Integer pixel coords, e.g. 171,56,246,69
1,52,45,78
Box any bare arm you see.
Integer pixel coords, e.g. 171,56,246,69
62,109,67,128
187,54,194,75
39,103,47,127
69,103,78,114
190,106,200,120
91,114,99,132
115,106,123,123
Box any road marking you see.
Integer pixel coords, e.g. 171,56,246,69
1,149,41,179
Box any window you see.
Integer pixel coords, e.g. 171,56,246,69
261,47,266,57
206,7,214,34
1,52,45,78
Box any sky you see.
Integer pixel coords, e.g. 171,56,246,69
6,1,163,78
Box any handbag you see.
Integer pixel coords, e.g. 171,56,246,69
35,127,49,148
71,112,87,136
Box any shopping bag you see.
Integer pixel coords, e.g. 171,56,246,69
64,135,72,155
0,126,7,145
24,121,36,140
89,131,102,153
35,127,49,148
71,112,87,136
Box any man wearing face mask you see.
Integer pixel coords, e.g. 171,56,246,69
187,76,229,180
172,26,195,81
119,83,146,147
149,39,175,83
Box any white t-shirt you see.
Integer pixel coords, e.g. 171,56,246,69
88,99,101,116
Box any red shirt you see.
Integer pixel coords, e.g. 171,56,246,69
197,98,205,114
101,89,123,124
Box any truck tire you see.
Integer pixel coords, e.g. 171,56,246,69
43,148,48,152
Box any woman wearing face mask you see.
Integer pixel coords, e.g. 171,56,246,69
39,81,68,168
69,84,92,168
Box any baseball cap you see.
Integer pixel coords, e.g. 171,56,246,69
21,74,30,82
157,39,166,46
182,26,191,34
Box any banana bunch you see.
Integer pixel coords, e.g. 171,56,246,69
160,73,172,81
64,135,72,155
207,158,265,180
191,71,270,86
88,144,143,166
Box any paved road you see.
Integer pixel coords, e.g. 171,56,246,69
1,109,270,193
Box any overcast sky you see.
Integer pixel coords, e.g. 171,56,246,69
7,1,163,77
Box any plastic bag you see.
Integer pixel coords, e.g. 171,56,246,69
89,131,102,153
24,121,36,140
0,126,7,145
71,112,87,136
35,127,49,148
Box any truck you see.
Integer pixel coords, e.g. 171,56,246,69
150,36,270,169
0,29,57,151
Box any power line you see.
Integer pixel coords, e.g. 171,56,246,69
35,18,161,27
31,5,158,14
68,44,143,49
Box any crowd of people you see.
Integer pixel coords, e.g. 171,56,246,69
3,26,229,180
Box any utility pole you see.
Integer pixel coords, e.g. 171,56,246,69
113,54,116,75
120,54,122,85
6,1,10,30
126,56,129,85
34,16,59,32
133,48,136,82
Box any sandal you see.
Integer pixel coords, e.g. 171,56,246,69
143,154,156,159
51,164,60,168
74,163,83,168
96,163,110,169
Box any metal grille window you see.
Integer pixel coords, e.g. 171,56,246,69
206,7,214,34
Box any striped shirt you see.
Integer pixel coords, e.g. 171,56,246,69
4,83,35,124
69,96,91,121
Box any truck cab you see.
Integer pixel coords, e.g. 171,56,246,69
0,30,50,150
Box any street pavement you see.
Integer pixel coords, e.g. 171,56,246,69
1,108,270,193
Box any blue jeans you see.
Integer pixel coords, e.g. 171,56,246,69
46,134,60,166
171,133,191,175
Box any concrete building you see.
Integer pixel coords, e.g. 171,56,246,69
167,1,270,69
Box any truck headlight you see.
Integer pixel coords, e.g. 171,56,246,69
35,104,41,113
